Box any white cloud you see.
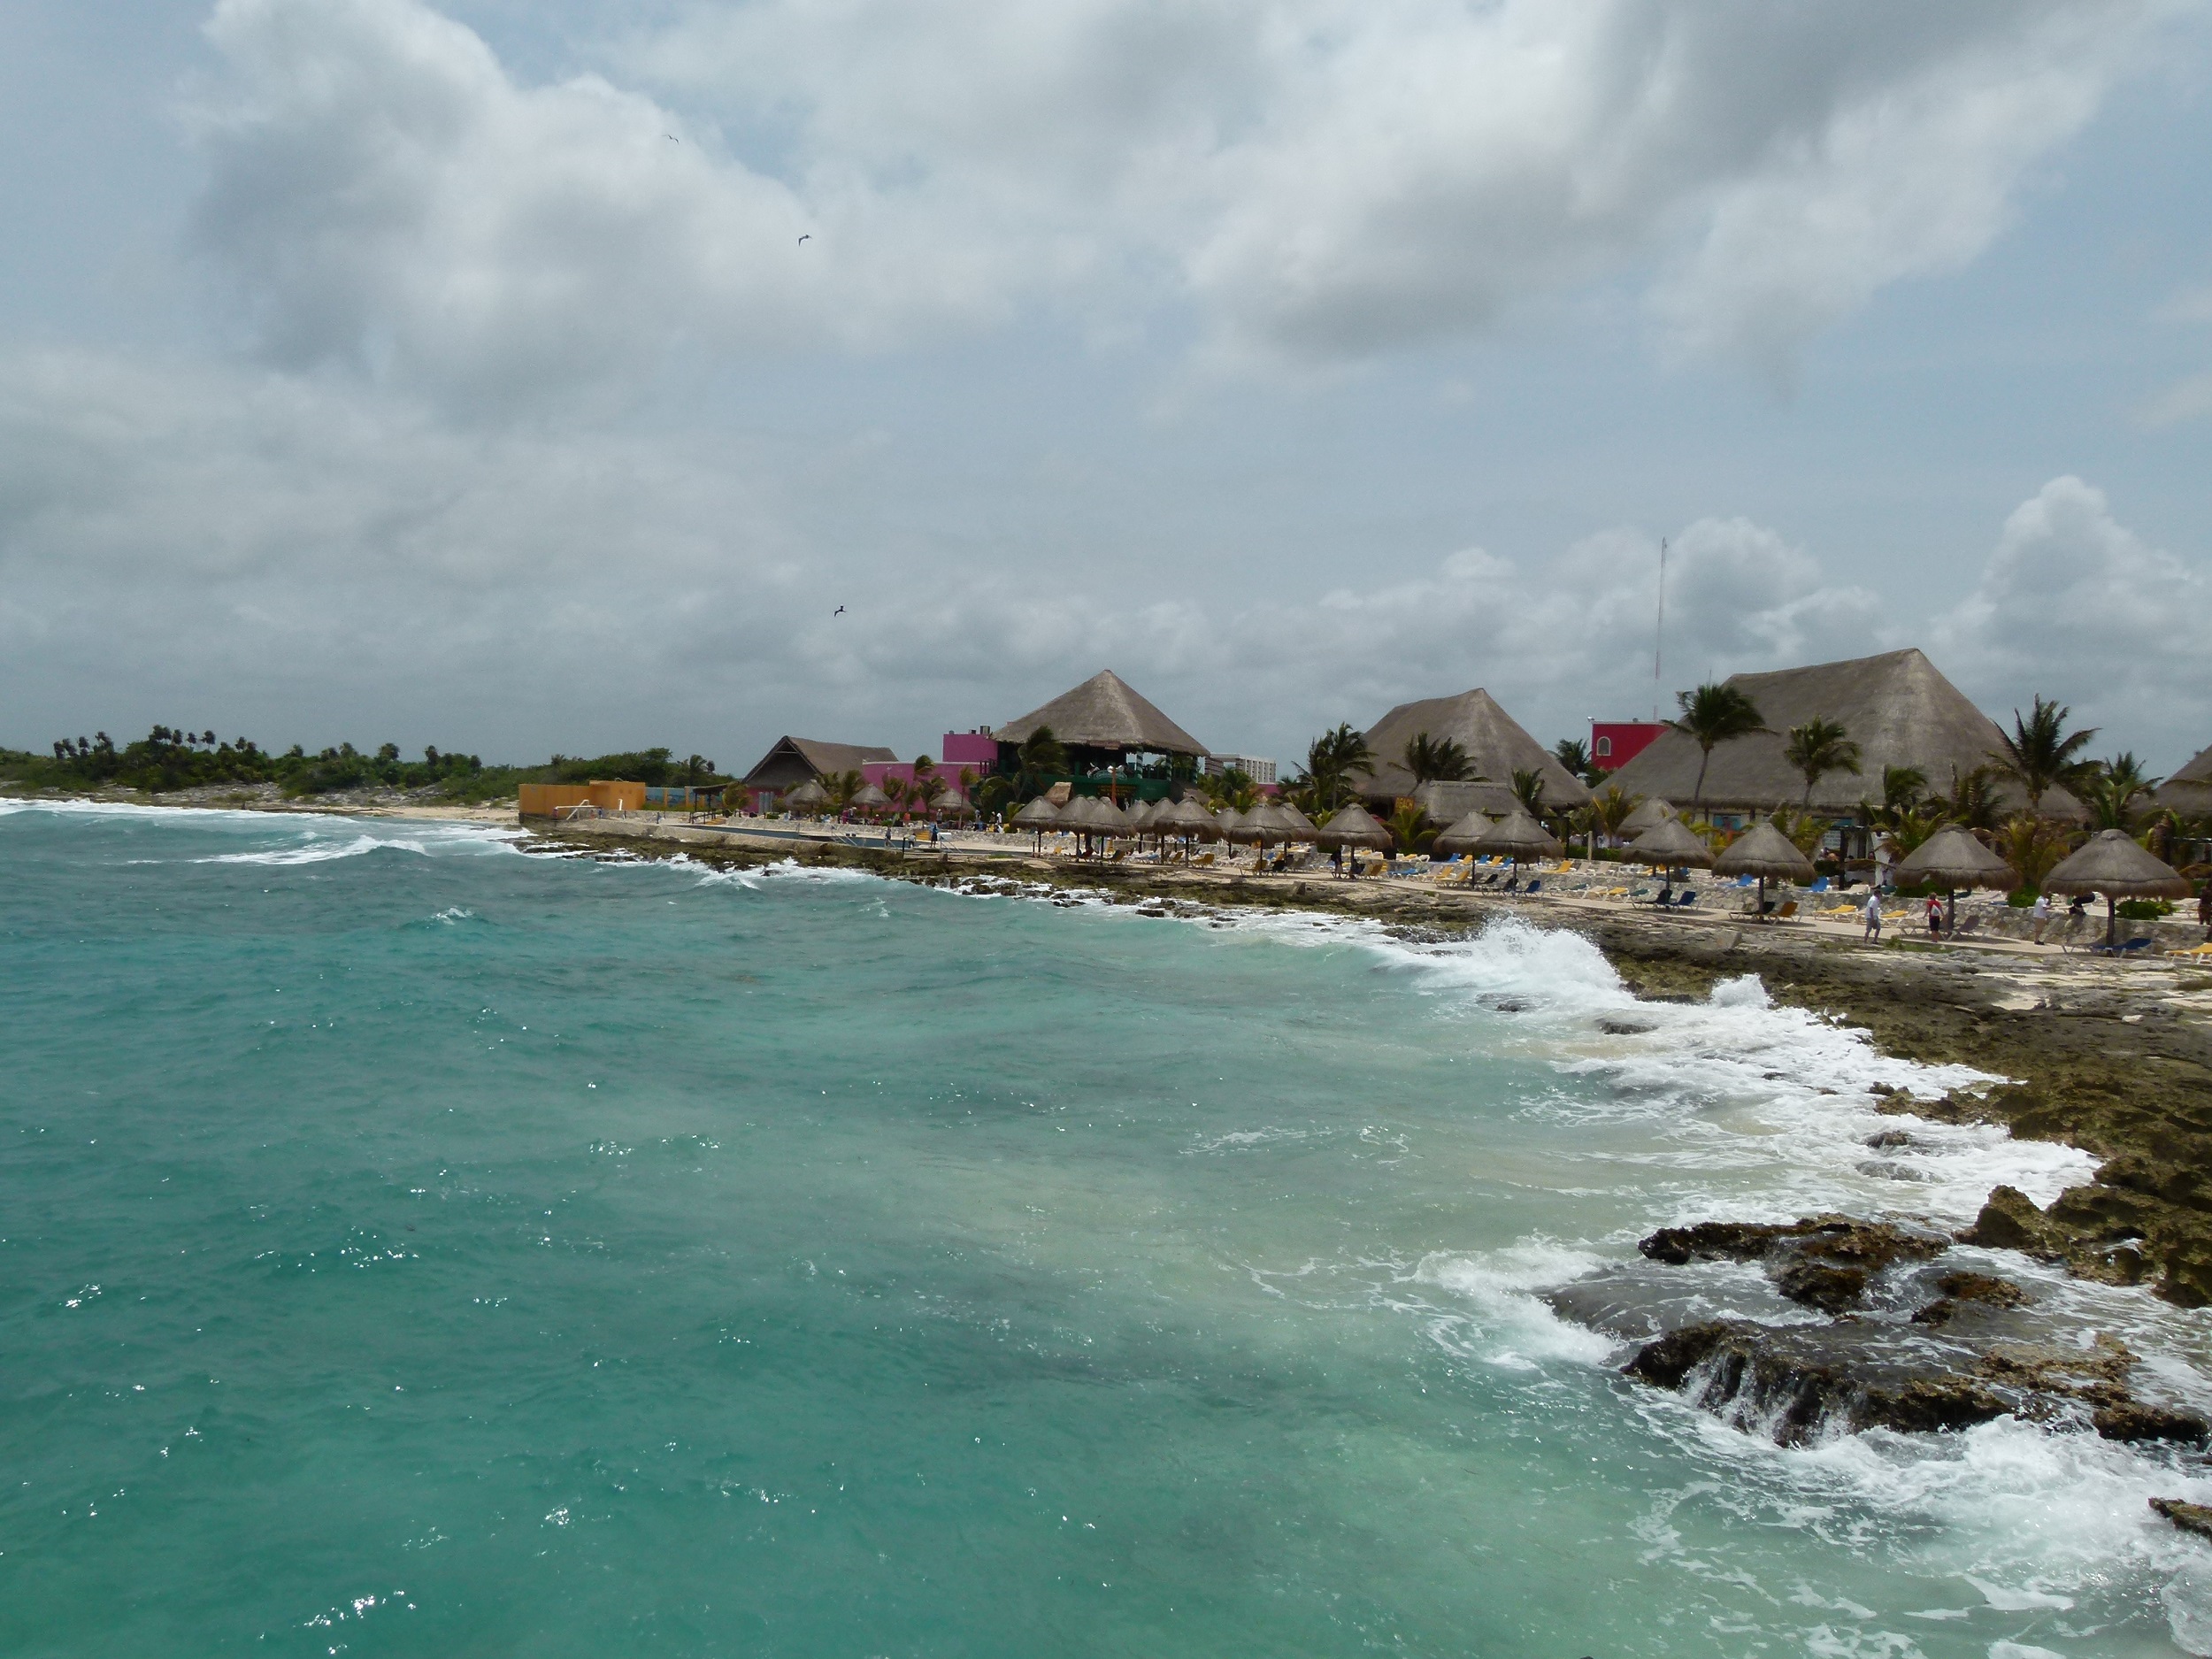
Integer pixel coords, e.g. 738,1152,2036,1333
181,0,2170,407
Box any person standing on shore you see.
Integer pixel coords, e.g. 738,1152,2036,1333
2032,891,2052,945
2200,883,2209,940
1863,888,1882,943
1925,894,1944,940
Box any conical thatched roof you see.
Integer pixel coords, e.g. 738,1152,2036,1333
1411,779,1529,825
1271,801,1317,836
784,778,829,809
1313,802,1392,849
1432,810,1494,856
1244,800,1306,842
1160,796,1222,839
849,783,891,810
1713,820,1816,882
1068,794,1131,833
1011,795,1062,827
1356,688,1591,808
1626,817,1715,869
1606,648,2085,820
2155,742,2212,818
1617,797,1678,837
2044,830,2191,899
1125,797,1159,829
1470,807,1563,860
1893,826,2017,892
995,671,1208,757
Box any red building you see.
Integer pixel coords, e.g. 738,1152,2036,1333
1590,720,1664,772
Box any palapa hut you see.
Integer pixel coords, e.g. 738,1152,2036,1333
1010,794,1062,850
993,671,1210,774
1313,802,1392,872
1617,798,1678,838
1626,817,1714,872
1607,648,2084,830
1356,688,1590,813
1713,820,1816,914
1894,825,2017,933
741,736,900,798
2154,743,2212,820
1159,796,1223,845
849,782,892,817
2044,829,2192,949
782,778,830,814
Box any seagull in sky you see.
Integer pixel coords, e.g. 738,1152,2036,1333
664,134,678,142
798,234,811,246
833,605,845,617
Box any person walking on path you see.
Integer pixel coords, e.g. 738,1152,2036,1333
2032,891,2053,946
2200,883,2210,941
1863,888,1883,943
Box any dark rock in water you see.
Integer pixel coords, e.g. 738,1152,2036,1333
1864,1129,1916,1149
1961,1186,2069,1258
1911,1271,2026,1325
2095,1399,2211,1444
2154,1498,2212,1540
1857,1159,1931,1182
1596,1018,1655,1036
1638,1214,1948,1313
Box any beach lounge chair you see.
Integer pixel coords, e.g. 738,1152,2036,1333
1809,877,1831,894
1675,891,1699,908
1773,901,1798,921
2097,937,2155,959
1525,879,1543,895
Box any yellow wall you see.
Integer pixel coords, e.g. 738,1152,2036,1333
518,780,649,818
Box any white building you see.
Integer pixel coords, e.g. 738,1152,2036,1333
1205,754,1277,785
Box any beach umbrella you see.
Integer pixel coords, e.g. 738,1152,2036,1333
1246,798,1304,849
1618,797,1678,838
1713,818,1816,917
1313,802,1391,874
1271,801,1317,840
784,779,828,814
1466,806,1563,874
1894,823,2017,935
1432,809,1498,857
849,783,891,818
1624,816,1715,872
2044,828,2191,949
1011,794,1061,852
1126,797,1158,831
1216,805,1256,845
1160,795,1223,849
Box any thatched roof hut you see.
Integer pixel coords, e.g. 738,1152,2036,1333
849,783,892,813
1625,818,1714,870
1714,821,1816,883
995,671,1209,757
1159,797,1223,841
1410,780,1530,825
1010,796,1062,828
2046,829,2190,948
1313,802,1392,849
783,778,829,811
2155,743,2212,819
1617,797,1678,837
741,735,899,792
1606,648,2084,820
1356,688,1590,809
1894,826,2017,893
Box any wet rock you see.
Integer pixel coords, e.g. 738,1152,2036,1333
1864,1129,1916,1148
1638,1215,1948,1313
1910,1271,2026,1325
1596,1018,1655,1036
1961,1186,2069,1259
2093,1400,2210,1444
2153,1498,2212,1540
1857,1159,1931,1182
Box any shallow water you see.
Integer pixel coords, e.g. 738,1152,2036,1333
4,802,2209,1656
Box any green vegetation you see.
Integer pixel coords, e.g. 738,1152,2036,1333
0,727,719,803
1988,695,2098,814
1402,730,1474,785
1782,716,1861,809
1552,738,1602,788
1668,683,1767,812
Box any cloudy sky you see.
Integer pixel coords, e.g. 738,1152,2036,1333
4,0,2209,775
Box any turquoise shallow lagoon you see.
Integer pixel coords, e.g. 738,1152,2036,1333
4,802,2211,1656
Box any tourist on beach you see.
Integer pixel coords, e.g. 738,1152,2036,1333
2200,883,2210,939
2032,891,2052,945
1925,894,1944,940
1863,889,1882,942
1329,846,1342,879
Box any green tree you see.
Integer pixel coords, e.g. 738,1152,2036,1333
1929,764,2002,833
1989,695,2098,816
1402,730,1474,784
1385,802,1435,854
1509,767,1547,815
1590,782,1643,846
1994,814,2072,893
1781,716,1861,810
2079,752,2159,832
1291,724,1376,813
1668,683,1768,813
1552,738,1601,787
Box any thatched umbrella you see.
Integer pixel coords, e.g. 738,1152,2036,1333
1467,806,1562,875
1713,818,1816,915
1011,795,1062,852
1894,824,2017,935
1216,805,1256,845
1271,801,1318,840
1126,797,1159,833
1246,798,1305,849
1618,797,1678,838
1432,809,1497,858
784,779,829,815
849,783,891,818
1160,795,1223,853
1313,802,1391,874
2044,828,2191,949
1625,816,1715,872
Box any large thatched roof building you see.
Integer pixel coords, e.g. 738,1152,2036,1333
741,736,900,793
2155,744,2212,819
1606,648,2080,822
1356,688,1590,810
994,671,1209,764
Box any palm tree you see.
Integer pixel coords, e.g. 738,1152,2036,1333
1781,716,1861,810
1989,695,2097,817
1402,730,1474,784
1669,683,1768,813
1294,724,1376,813
1385,802,1434,854
1509,767,1547,815
1590,783,1643,848
1994,813,2072,893
1553,738,1601,787
1929,764,2001,833
1766,803,1828,858
2079,752,2160,832
1018,726,1068,787
821,769,864,813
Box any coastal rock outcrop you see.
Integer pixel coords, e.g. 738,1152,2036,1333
1548,1215,2212,1449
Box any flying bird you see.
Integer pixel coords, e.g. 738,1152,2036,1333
798,234,811,246
664,134,678,142
833,605,845,617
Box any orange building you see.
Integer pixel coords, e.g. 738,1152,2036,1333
518,780,649,818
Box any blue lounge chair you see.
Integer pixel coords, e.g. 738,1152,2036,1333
1809,877,1831,894
1525,879,1543,895
1676,891,1699,908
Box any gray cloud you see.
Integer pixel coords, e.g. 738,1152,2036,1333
181,0,2169,408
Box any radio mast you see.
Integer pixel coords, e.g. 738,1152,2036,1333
1651,537,1667,722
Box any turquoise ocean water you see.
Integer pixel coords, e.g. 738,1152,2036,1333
5,802,2212,1656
